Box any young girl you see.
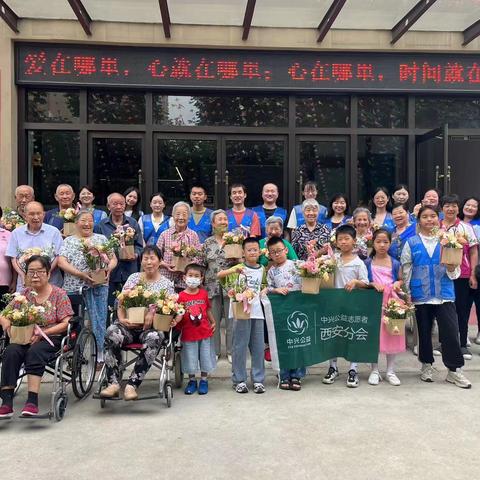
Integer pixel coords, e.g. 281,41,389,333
371,187,395,233
352,207,373,260
365,229,404,386
324,193,351,229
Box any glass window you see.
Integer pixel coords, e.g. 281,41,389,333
157,139,217,209
27,91,80,123
153,95,288,127
415,97,480,129
88,92,145,124
358,96,407,128
357,136,407,206
296,96,350,127
28,131,80,208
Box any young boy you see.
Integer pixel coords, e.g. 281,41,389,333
323,224,369,388
265,236,305,391
173,264,216,395
217,237,267,394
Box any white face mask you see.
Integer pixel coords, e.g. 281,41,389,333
185,277,201,288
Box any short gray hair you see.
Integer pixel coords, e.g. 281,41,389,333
302,199,320,212
266,215,284,229
210,209,226,223
172,201,191,219
352,207,372,222
74,209,94,223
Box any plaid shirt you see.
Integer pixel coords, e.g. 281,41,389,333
157,226,201,288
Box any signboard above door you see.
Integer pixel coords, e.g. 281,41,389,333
16,43,480,93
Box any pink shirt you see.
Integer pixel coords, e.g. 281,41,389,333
0,228,12,286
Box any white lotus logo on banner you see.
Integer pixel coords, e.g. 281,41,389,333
287,311,309,335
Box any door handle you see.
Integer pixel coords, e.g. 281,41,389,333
137,169,144,190
225,170,229,208
434,165,444,189
446,165,451,193
298,170,303,203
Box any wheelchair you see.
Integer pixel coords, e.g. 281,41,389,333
0,291,97,421
94,318,183,408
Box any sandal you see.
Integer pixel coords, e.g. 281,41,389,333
290,378,302,391
279,379,290,390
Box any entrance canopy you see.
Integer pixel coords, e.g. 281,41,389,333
2,0,480,46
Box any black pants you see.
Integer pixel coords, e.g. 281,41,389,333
1,337,62,387
415,302,464,371
454,278,476,348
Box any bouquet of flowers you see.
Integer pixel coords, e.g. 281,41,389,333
383,296,415,336
438,229,468,266
317,255,337,287
1,292,50,344
116,284,157,325
58,206,80,236
17,244,56,272
0,208,25,231
81,237,117,285
113,224,136,260
223,230,245,259
153,290,186,331
170,240,200,272
225,274,257,320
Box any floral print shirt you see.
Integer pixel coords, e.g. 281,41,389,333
122,272,174,295
291,223,331,261
202,236,231,298
267,260,301,291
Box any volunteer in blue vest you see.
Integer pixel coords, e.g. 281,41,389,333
78,185,107,225
253,183,287,238
400,205,471,389
44,184,76,232
286,181,327,230
138,192,171,246
226,183,261,237
188,185,213,244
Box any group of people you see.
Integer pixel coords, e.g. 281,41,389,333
0,179,478,417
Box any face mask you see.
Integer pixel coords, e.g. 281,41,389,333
214,226,228,235
185,277,201,288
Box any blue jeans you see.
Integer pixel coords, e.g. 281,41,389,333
280,367,306,381
232,318,265,384
84,285,109,354
181,337,216,375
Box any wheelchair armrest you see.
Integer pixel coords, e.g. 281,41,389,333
69,316,81,326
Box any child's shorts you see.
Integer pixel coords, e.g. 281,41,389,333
181,337,217,375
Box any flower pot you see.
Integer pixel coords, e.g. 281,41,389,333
63,222,76,237
232,301,250,320
319,274,334,289
301,277,321,294
153,314,173,331
385,316,406,336
9,324,35,345
119,245,135,260
90,269,107,286
441,247,463,266
224,244,243,259
127,307,146,325
173,256,189,272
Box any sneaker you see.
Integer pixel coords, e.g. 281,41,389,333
386,372,401,386
184,379,198,395
433,348,442,357
0,404,13,419
461,347,473,360
253,383,266,394
466,337,472,347
198,379,209,395
21,403,39,416
100,383,120,398
234,382,249,394
475,333,480,345
227,354,232,364
346,369,359,388
123,384,138,401
322,367,339,384
446,369,472,389
420,363,435,382
264,347,271,362
368,370,382,386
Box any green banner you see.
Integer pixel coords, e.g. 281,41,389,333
269,290,383,369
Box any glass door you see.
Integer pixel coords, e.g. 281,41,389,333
448,136,480,196
88,133,144,207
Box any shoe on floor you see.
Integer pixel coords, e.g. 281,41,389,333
461,347,472,360
227,354,232,364
184,379,198,395
475,333,480,345
253,383,266,394
264,347,271,362
323,367,339,384
368,370,382,386
386,372,401,386
0,404,14,418
198,379,209,395
100,383,120,398
124,384,138,401
346,369,359,388
420,363,435,382
21,403,39,417
446,369,472,389
234,382,249,394
433,348,442,357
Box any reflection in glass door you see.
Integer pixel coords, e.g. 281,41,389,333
90,135,143,207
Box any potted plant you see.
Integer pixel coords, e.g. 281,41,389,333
383,296,415,336
438,230,467,266
153,290,186,331
58,206,80,236
116,285,157,325
225,274,257,320
113,225,137,260
170,242,199,272
317,255,337,289
0,208,26,231
81,237,117,285
223,231,245,259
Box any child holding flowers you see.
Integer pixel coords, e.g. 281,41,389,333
171,264,216,395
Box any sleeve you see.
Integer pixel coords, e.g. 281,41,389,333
290,228,300,253
54,288,75,321
466,224,478,247
166,279,175,295
157,231,165,253
400,241,413,293
138,216,144,235
204,291,211,310
58,237,70,258
357,261,369,285
287,208,297,229
122,273,139,291
250,213,261,237
53,230,64,256
267,268,275,288
261,266,268,288
93,223,102,235
286,241,298,260
100,211,107,221
318,225,332,247
5,231,18,258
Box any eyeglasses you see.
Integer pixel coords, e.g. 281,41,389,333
26,270,47,277
269,249,286,256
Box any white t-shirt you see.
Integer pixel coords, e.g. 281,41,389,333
334,254,369,289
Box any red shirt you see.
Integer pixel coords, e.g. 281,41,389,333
177,289,213,342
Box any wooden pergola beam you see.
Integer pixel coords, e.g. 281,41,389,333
158,0,171,38
67,0,92,36
463,19,480,46
0,0,19,33
391,0,437,44
317,0,346,43
242,0,256,41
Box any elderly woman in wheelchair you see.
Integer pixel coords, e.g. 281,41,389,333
0,256,73,418
100,245,176,401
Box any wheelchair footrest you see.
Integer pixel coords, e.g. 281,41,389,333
18,412,51,420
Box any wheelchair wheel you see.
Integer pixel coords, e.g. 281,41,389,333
54,391,68,422
174,351,183,389
165,384,172,408
72,329,97,399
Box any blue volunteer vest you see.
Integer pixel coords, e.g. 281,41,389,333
252,205,287,238
93,209,105,225
227,208,255,235
407,235,455,303
323,215,352,230
294,204,328,227
142,214,171,246
188,208,213,244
